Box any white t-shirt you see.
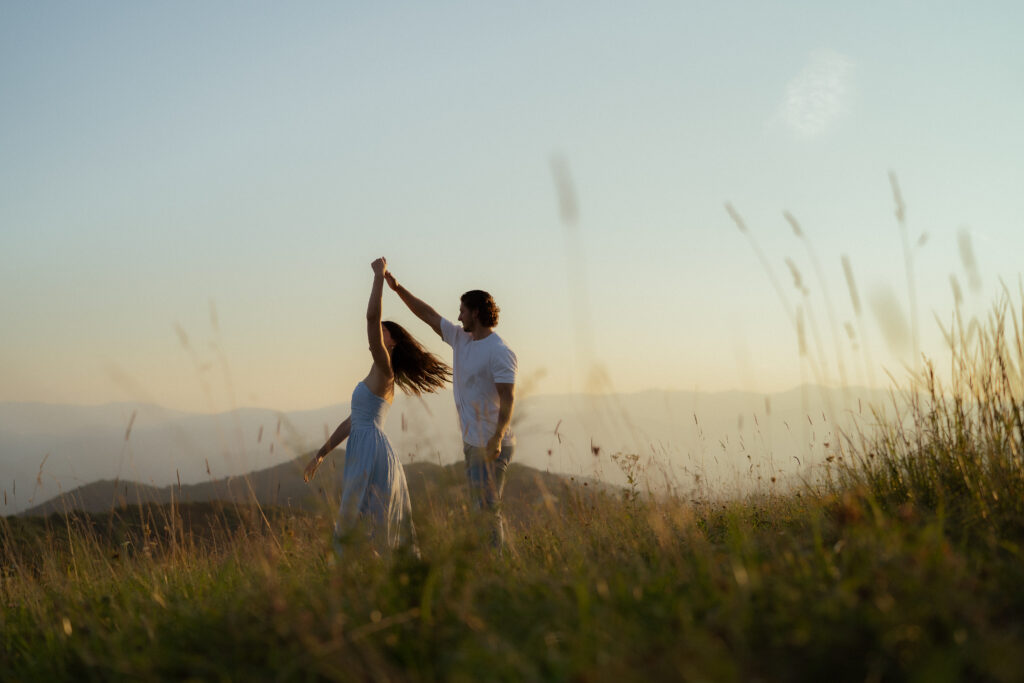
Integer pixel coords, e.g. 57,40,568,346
440,317,518,447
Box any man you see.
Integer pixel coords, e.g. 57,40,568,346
385,271,517,547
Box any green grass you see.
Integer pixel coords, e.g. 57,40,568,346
4,297,1024,681
7,489,1022,682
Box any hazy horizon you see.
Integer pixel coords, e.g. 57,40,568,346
0,379,890,414
2,383,894,514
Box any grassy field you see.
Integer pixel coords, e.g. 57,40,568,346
4,299,1024,682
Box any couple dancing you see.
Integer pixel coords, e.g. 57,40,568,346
304,258,518,554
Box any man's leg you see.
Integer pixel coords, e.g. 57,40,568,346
463,442,513,547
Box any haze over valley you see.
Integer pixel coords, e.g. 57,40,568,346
2,384,891,514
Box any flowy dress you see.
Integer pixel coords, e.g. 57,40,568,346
334,381,417,553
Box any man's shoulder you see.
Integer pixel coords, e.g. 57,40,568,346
482,330,508,346
485,332,516,357
440,317,468,345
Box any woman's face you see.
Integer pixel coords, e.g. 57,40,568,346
382,326,395,350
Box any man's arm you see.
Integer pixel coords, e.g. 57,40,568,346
486,382,515,459
384,272,443,338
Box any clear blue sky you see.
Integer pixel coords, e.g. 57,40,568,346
2,2,1022,411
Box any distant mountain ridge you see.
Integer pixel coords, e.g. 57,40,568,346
2,385,894,514
17,448,602,519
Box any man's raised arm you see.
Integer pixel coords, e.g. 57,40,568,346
384,272,443,338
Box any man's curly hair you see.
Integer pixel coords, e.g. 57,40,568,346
461,290,500,328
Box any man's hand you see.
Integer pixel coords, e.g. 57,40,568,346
384,272,398,291
303,454,324,482
371,257,387,276
486,434,502,461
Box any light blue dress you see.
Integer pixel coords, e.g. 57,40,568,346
335,381,416,553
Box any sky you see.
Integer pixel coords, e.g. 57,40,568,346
2,1,1023,413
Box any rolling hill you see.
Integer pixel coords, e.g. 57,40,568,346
17,448,602,518
2,385,893,514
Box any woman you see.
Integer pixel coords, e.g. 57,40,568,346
304,257,450,554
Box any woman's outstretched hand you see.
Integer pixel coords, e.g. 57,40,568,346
303,454,323,482
384,271,398,291
371,257,387,276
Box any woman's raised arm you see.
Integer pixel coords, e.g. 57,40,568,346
366,258,391,373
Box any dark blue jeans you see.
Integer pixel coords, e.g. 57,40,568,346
463,441,513,548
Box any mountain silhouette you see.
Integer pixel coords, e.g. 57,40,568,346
17,448,605,518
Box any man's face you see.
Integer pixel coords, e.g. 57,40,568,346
458,302,477,332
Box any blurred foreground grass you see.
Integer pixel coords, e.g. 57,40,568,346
4,296,1024,682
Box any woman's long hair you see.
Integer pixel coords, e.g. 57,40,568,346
383,321,451,395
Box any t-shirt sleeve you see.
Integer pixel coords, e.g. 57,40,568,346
490,344,518,384
439,317,459,347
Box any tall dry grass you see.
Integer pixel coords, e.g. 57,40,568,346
5,284,1024,682
3,174,1023,680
